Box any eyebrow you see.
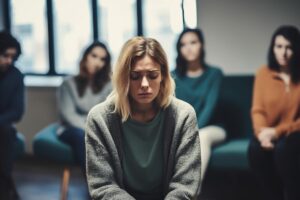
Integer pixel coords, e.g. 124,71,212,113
130,69,160,72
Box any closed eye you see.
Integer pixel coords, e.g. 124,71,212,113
148,71,159,79
129,70,160,80
130,72,140,80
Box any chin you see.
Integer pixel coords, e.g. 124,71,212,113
135,97,155,105
279,63,289,68
137,100,153,104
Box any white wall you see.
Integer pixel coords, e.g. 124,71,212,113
16,87,58,153
197,0,300,74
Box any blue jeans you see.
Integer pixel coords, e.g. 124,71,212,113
248,132,300,200
59,126,85,172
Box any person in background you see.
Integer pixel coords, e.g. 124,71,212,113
85,36,201,199
0,31,25,200
248,25,300,200
57,41,112,173
172,28,226,182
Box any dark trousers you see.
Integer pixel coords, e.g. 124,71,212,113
0,125,17,199
248,133,300,200
58,126,86,172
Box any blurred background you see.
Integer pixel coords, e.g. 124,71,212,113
0,0,300,199
0,0,299,152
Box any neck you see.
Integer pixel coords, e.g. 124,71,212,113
87,74,95,86
187,60,203,72
186,60,204,77
0,66,9,73
131,102,158,123
280,66,290,74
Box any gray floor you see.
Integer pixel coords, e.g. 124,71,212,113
13,156,90,200
13,157,261,200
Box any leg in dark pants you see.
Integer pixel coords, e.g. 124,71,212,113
59,126,86,172
274,132,300,200
0,125,18,200
248,137,284,200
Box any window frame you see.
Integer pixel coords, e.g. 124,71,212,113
4,0,192,76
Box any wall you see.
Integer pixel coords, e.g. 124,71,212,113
196,0,300,74
15,87,58,153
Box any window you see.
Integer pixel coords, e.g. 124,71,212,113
143,0,193,70
11,0,49,74
8,0,197,75
183,0,197,28
53,0,93,74
97,0,136,64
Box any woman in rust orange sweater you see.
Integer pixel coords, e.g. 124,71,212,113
248,25,300,200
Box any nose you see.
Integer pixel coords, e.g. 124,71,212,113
141,75,149,89
6,57,13,66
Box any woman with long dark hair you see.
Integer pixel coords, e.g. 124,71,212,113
172,28,226,182
57,41,112,172
248,25,300,200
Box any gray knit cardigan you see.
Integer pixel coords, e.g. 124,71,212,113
85,97,201,200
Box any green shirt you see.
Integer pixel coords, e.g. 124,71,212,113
122,110,165,199
172,66,223,128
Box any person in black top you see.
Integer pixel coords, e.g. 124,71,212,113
0,31,25,200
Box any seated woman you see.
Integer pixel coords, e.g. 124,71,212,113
85,36,201,199
248,25,300,200
57,41,112,172
172,28,226,181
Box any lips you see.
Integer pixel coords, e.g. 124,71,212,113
138,93,151,96
138,93,152,98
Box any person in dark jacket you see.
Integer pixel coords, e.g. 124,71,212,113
0,31,25,200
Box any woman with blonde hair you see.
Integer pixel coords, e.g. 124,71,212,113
85,36,201,199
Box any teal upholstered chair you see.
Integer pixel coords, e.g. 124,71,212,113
33,123,75,200
209,76,254,171
33,123,74,163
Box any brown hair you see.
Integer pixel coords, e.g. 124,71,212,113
75,41,111,97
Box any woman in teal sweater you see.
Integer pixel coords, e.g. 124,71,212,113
172,28,226,181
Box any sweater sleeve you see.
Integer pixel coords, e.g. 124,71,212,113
0,74,25,126
197,69,223,128
57,79,86,129
165,107,201,200
85,112,135,200
275,118,300,136
251,68,268,137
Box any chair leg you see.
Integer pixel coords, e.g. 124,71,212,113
60,167,70,200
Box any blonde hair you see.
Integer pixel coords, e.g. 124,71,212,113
108,36,175,121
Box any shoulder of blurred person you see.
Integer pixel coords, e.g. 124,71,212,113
0,65,23,80
255,65,276,77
